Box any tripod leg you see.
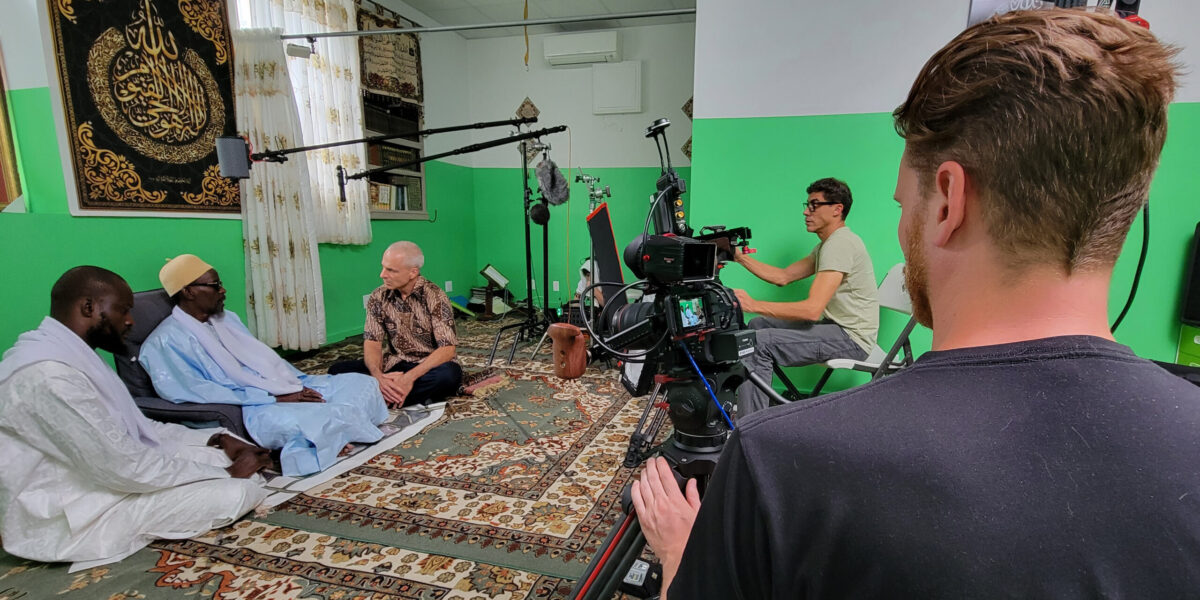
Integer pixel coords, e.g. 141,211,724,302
624,383,667,468
487,329,504,366
569,512,647,600
530,328,550,360
507,328,522,364
487,321,525,366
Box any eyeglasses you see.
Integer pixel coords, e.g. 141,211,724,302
188,281,224,291
805,200,839,212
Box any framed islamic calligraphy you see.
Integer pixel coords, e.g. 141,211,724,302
48,0,240,214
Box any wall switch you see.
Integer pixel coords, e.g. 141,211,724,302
531,279,537,289
553,280,560,292
445,281,453,292
363,294,370,309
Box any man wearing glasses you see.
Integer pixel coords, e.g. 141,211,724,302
139,254,389,477
729,177,878,415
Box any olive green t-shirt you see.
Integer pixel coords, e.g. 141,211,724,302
808,227,878,353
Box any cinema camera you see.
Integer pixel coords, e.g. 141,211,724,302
571,118,786,599
580,117,764,476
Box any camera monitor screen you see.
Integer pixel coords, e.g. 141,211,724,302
678,297,706,329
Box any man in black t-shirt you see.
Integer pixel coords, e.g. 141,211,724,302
631,10,1199,599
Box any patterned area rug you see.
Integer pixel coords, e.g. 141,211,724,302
0,316,648,599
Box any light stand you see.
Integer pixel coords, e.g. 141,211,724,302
487,141,557,365
531,168,611,362
577,167,611,331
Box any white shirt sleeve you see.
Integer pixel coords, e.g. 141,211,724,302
1,363,231,494
142,417,224,449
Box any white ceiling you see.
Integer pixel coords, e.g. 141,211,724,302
388,0,696,39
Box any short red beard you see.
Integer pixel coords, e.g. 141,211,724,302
904,217,934,329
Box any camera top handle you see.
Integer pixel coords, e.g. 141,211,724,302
645,118,690,237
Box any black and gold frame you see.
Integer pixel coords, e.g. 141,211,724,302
49,0,240,213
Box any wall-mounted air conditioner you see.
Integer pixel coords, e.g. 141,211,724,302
543,31,620,66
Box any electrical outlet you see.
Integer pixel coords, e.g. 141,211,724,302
553,280,560,292
363,294,370,309
445,281,453,293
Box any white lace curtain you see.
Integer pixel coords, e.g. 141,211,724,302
235,0,372,244
231,28,327,350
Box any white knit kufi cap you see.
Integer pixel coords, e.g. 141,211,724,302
159,254,213,296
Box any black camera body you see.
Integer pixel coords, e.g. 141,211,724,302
587,118,757,467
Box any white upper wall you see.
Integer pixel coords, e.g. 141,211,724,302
1145,3,1200,102
3,0,692,172
463,22,696,169
2,0,52,90
411,30,472,160
694,0,1200,120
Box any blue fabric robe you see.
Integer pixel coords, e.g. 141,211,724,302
139,311,388,476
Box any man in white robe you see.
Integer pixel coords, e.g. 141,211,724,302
139,255,389,476
0,266,270,570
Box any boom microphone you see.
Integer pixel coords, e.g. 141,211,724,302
336,165,348,203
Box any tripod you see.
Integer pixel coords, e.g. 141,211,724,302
487,140,556,365
570,369,786,600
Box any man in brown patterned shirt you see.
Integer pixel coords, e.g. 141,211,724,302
329,242,461,408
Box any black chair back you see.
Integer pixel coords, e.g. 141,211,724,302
114,289,173,398
113,289,251,440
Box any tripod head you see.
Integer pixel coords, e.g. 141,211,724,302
576,167,612,203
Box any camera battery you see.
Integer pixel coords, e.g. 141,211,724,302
706,329,757,363
619,559,663,597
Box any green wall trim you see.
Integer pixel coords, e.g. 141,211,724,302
7,76,1195,400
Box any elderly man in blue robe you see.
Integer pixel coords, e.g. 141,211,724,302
139,255,388,476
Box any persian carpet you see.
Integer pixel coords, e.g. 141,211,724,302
0,316,650,599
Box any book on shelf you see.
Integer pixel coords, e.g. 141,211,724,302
368,182,394,210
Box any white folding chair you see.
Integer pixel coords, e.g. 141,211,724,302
773,263,918,400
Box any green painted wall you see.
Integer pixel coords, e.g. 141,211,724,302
471,166,691,312
1,87,478,351
689,103,1200,392
9,75,1194,401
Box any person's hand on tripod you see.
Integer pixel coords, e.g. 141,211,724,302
631,457,701,599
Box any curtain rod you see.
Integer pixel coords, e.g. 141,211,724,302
280,8,696,40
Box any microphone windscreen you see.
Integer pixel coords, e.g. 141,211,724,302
530,202,551,226
536,158,570,206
